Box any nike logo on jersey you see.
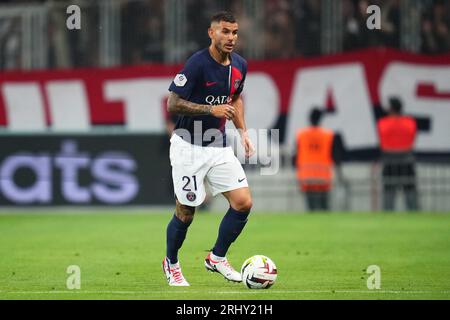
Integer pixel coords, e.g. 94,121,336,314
205,81,218,87
238,178,246,183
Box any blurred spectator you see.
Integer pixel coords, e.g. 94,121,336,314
421,0,450,54
292,0,321,56
185,0,257,58
121,0,164,64
185,0,211,56
230,0,255,56
381,0,401,48
65,0,100,67
0,17,21,70
2,0,450,71
342,0,450,54
377,97,419,211
343,0,400,51
294,108,343,211
264,0,296,58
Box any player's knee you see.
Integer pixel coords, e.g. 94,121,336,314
176,203,196,223
233,197,253,213
175,210,195,224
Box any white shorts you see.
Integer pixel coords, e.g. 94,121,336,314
169,133,248,206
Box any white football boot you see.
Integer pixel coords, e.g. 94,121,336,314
204,252,242,282
162,257,190,286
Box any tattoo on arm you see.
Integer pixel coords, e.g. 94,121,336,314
167,92,212,115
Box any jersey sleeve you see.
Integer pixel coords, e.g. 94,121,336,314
168,55,202,100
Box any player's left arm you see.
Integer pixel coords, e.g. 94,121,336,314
231,93,255,158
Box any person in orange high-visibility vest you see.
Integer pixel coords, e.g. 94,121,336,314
377,97,418,211
294,108,343,211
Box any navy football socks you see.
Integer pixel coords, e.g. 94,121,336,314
166,214,191,264
212,206,250,258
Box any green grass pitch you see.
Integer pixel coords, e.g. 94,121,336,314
0,210,449,300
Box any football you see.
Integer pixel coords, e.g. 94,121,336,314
240,255,278,289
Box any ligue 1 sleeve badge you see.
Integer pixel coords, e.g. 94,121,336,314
174,73,187,87
186,191,196,202
234,79,241,89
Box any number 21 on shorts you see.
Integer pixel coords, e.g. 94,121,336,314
182,175,197,191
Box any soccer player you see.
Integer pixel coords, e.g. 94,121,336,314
162,11,255,286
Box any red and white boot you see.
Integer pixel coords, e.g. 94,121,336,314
204,252,242,282
162,257,190,286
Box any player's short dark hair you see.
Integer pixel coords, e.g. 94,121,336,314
310,107,322,126
210,11,236,24
389,97,403,114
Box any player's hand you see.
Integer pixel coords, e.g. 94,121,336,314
241,131,256,158
210,104,235,120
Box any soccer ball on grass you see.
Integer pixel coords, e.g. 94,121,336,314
240,255,277,289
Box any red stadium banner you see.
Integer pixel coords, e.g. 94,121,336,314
1,48,450,153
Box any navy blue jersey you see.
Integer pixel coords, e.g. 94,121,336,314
168,48,247,147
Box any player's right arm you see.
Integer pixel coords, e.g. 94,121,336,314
167,92,236,120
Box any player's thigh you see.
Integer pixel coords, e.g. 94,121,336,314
206,154,252,212
206,155,248,196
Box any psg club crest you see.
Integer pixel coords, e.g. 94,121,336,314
186,192,196,202
234,79,241,89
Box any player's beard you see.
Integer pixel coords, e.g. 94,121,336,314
216,42,232,57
